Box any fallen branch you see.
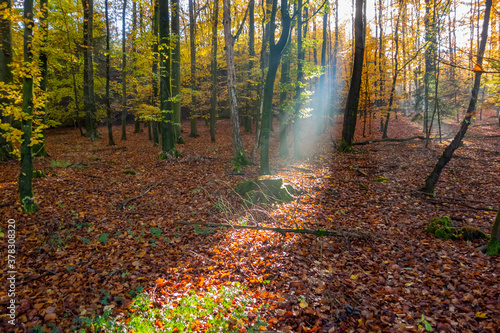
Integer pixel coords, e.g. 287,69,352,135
120,182,161,209
175,222,370,239
73,146,127,153
353,136,426,146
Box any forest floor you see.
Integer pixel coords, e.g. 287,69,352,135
0,112,499,333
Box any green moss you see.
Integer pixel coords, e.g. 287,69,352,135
426,216,458,240
234,178,296,205
435,228,450,240
460,226,489,241
32,170,46,178
486,238,499,256
122,170,137,175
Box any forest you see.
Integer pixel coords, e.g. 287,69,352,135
0,0,499,331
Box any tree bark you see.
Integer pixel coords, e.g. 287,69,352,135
244,0,255,133
171,0,183,144
121,0,128,141
293,0,305,159
420,0,491,194
151,0,159,146
160,0,176,155
341,0,366,147
0,0,13,160
82,0,99,141
209,0,219,143
223,0,249,165
260,0,291,175
316,4,329,134
105,0,116,146
19,0,39,213
188,0,199,138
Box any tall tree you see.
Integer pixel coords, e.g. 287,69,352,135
420,0,492,194
340,0,366,147
171,0,183,143
160,0,176,155
316,2,329,134
0,0,13,160
222,0,250,165
121,0,128,140
19,0,39,213
381,0,403,139
33,0,49,157
188,0,199,137
293,0,305,159
105,0,116,145
260,0,291,175
82,0,99,141
152,0,160,146
244,0,255,133
209,0,219,143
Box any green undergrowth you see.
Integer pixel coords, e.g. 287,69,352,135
74,283,266,332
426,216,489,241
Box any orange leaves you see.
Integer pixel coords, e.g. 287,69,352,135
156,278,167,287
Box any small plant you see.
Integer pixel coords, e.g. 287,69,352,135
417,314,433,331
101,289,111,305
121,272,130,278
149,227,163,237
46,232,66,252
128,204,136,210
33,170,46,178
194,225,216,236
122,169,137,175
56,201,64,208
371,177,389,182
99,233,109,244
128,286,144,298
80,237,90,244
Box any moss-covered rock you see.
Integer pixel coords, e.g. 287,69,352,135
460,226,489,241
234,178,297,205
426,216,489,243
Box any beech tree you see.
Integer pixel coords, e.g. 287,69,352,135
121,0,128,141
0,0,13,160
260,0,292,175
188,0,199,138
19,0,38,213
209,0,219,143
341,0,366,148
172,0,183,144
420,0,492,194
105,0,115,146
222,0,249,165
82,0,99,141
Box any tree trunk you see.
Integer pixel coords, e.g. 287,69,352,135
329,0,338,121
32,0,50,157
105,0,116,146
19,0,39,213
82,0,99,141
382,1,402,139
293,0,305,159
151,0,159,146
160,0,176,155
188,0,199,138
171,0,183,144
121,0,128,141
341,0,366,147
244,0,255,133
0,0,13,160
223,0,249,165
132,0,142,134
423,0,436,136
209,0,219,143
260,0,291,175
420,0,491,194
316,4,329,134
279,44,291,158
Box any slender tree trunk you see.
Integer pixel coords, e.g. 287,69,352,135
223,0,249,165
329,0,338,121
293,0,305,159
160,0,176,155
316,3,329,134
382,1,402,139
0,0,13,160
19,0,39,213
151,0,159,146
423,0,436,136
121,0,128,140
188,0,199,138
171,0,183,143
421,0,491,194
341,0,366,147
83,0,99,141
210,0,219,143
32,0,50,157
105,0,116,145
244,0,255,133
279,44,291,158
260,0,291,175
132,0,142,134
